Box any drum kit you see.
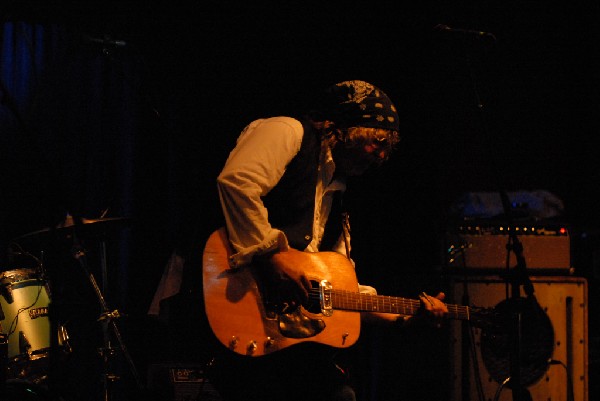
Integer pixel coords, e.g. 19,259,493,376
1,214,140,401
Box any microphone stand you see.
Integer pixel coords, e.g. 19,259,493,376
443,24,534,401
497,193,534,401
69,221,142,401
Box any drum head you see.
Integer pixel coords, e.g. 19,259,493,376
0,268,41,287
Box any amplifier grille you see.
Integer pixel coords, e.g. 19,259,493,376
446,223,571,270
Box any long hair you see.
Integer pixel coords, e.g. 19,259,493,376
310,119,400,161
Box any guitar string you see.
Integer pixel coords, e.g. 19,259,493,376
306,288,471,319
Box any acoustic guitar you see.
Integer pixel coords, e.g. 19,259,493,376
202,228,493,357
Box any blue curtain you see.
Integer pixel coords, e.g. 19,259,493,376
0,17,183,291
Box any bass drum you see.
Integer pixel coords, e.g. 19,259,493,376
0,268,70,383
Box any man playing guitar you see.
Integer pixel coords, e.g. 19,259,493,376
207,80,448,401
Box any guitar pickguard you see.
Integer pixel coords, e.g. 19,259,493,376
278,308,326,339
258,278,326,339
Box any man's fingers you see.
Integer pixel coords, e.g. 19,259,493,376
301,275,312,291
419,292,435,309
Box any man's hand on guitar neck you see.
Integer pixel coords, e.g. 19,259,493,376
406,291,448,328
254,248,313,312
419,291,448,318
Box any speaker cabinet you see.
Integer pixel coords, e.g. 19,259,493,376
447,275,588,401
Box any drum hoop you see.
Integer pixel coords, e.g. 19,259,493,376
0,268,45,289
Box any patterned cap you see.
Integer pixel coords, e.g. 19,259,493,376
323,80,399,131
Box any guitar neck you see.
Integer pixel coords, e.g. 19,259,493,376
330,290,471,321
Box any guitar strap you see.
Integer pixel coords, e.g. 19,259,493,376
341,211,351,260
320,190,347,252
331,190,351,260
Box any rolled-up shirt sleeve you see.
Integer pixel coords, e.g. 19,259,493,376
217,117,304,268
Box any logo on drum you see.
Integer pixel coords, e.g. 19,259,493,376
28,307,49,320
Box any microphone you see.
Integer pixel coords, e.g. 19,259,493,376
434,24,497,41
83,34,127,48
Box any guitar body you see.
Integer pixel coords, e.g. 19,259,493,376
202,228,361,357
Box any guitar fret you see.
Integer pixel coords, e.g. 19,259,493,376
330,290,472,321
332,291,422,316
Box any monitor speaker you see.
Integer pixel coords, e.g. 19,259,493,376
447,275,588,401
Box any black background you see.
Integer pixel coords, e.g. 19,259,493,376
1,1,599,400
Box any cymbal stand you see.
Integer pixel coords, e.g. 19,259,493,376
71,236,142,401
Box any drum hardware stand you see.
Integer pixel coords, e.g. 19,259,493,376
71,235,142,401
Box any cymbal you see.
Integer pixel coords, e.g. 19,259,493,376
14,215,132,242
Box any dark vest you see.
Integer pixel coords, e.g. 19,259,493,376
262,119,343,251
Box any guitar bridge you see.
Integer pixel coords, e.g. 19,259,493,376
319,280,333,316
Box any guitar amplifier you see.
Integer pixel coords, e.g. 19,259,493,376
445,222,571,272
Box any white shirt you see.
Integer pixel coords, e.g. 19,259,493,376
217,116,346,268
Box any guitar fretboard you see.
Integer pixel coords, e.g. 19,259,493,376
330,290,471,321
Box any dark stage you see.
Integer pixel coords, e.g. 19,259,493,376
1,1,599,400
